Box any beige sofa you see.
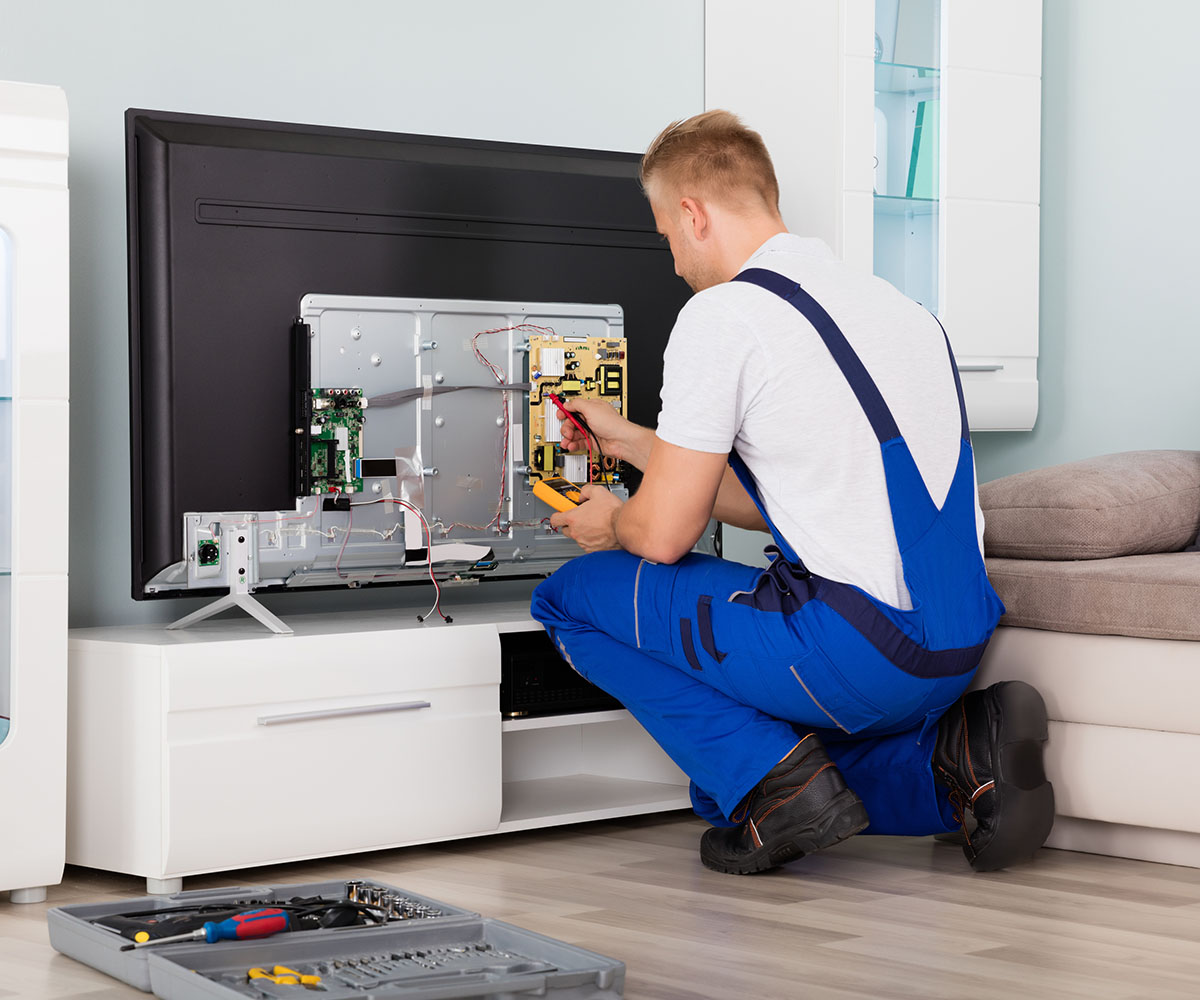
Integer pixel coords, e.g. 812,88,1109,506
973,451,1200,867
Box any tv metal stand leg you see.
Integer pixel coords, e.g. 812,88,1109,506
167,592,293,635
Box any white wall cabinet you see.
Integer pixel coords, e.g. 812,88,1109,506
705,0,1042,432
0,81,70,904
67,601,690,894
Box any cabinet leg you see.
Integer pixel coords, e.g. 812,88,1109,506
146,876,184,895
10,886,48,904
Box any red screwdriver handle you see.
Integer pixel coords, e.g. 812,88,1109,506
203,907,290,943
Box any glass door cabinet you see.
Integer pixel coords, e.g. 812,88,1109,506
873,0,940,313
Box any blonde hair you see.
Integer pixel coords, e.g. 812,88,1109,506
640,110,780,213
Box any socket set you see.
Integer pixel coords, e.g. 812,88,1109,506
200,941,556,996
48,877,624,999
342,881,444,921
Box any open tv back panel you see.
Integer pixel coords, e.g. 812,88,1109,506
145,295,629,595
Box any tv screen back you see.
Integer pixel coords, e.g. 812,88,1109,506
126,109,688,600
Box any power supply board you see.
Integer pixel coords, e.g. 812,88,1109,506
308,387,365,494
527,334,628,486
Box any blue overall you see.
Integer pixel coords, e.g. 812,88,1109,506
530,268,1006,836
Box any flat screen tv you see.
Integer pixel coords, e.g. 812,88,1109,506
126,109,689,605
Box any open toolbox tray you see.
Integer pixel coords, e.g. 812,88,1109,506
47,878,624,999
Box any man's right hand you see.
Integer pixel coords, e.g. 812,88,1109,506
558,397,653,471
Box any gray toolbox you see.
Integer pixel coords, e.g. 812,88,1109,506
48,878,624,999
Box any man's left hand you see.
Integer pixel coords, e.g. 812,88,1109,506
549,485,625,552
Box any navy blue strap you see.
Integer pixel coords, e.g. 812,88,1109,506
728,448,801,564
814,579,987,679
733,557,986,678
732,268,901,444
931,314,970,441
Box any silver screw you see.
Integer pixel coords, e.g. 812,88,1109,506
421,340,438,351
370,353,382,366
495,416,504,426
423,467,439,477
372,482,382,493
351,327,362,340
434,371,445,384
434,416,445,428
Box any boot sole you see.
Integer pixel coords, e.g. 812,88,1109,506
969,680,1056,872
700,789,869,876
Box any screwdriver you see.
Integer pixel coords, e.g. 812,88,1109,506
120,907,292,950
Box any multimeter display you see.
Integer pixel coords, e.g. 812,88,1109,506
532,476,584,512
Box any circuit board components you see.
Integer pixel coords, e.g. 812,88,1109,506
309,388,366,494
527,334,627,485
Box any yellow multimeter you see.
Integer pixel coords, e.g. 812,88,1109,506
533,475,584,512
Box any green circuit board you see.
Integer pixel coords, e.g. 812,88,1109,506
309,387,365,494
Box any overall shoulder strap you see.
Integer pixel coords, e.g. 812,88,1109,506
732,267,901,444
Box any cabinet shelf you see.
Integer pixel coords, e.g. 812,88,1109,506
498,774,690,832
501,709,630,733
875,61,939,97
874,194,938,217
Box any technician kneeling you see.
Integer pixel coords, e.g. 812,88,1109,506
530,111,1054,875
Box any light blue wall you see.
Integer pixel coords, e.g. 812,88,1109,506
0,0,704,627
7,0,1192,623
971,0,1200,483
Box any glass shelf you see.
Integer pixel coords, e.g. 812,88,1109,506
873,194,938,216
875,61,940,97
874,0,941,314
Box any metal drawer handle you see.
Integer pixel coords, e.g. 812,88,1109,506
257,701,432,727
957,364,1005,372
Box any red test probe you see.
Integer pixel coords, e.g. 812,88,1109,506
545,392,593,482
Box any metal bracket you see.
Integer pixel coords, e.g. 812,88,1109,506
167,530,293,634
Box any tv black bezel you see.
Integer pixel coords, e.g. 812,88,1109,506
125,109,687,600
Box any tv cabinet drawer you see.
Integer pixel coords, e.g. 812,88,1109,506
163,678,500,873
162,624,500,713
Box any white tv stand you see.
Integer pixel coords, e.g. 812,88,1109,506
67,591,690,894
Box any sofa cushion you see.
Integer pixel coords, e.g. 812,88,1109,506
980,450,1200,560
986,552,1200,641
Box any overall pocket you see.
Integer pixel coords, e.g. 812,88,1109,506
782,646,888,735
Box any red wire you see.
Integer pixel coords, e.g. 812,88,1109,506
345,496,450,621
445,323,559,533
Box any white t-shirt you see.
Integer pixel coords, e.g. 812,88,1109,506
655,233,985,610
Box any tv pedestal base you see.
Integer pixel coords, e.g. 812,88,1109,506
67,598,691,894
167,590,292,635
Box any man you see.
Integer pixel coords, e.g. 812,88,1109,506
530,111,1054,876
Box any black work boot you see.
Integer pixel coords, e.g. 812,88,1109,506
933,681,1055,872
700,733,869,875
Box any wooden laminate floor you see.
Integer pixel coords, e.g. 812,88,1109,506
4,812,1200,999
